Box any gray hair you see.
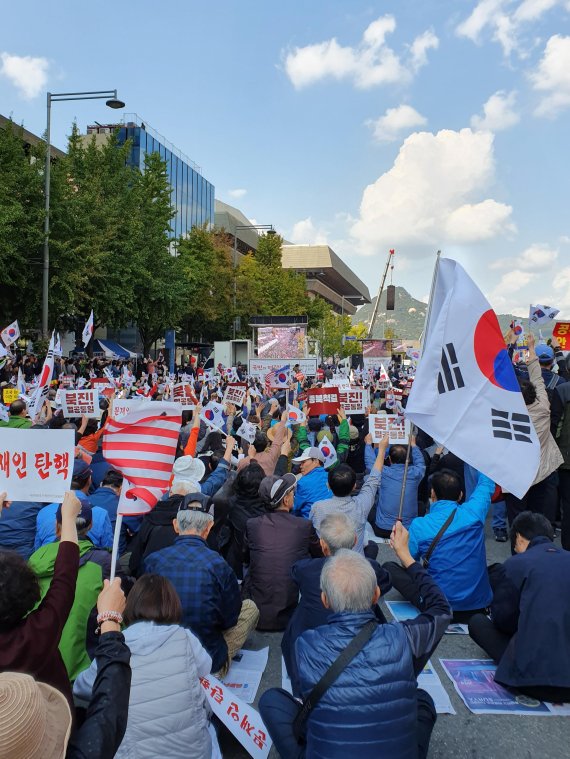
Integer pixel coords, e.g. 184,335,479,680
319,513,357,554
171,480,201,496
320,549,377,613
176,509,213,534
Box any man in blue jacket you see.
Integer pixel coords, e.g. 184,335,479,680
260,523,451,759
469,511,570,703
384,467,494,622
292,447,330,518
364,434,426,536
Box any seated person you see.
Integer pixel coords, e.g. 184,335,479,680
364,434,425,536
282,511,391,696
385,468,494,622
469,511,570,703
259,525,451,759
292,447,330,519
242,474,322,631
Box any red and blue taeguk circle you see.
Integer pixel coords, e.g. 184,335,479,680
205,409,215,420
474,309,519,392
277,372,288,383
321,445,331,457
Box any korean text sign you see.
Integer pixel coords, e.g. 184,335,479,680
223,383,247,407
369,413,410,444
553,322,570,351
199,675,272,759
339,387,367,415
173,383,197,408
61,390,101,419
0,428,75,502
306,388,340,416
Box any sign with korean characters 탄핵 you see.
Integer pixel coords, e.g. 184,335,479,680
0,428,75,502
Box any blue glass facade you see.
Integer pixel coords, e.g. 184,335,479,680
116,119,214,239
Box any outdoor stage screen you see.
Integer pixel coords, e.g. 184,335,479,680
361,339,392,358
257,326,306,359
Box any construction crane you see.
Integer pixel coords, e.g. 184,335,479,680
366,249,395,338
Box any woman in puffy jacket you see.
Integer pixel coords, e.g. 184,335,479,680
74,574,220,759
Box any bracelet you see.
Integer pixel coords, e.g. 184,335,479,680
96,610,123,632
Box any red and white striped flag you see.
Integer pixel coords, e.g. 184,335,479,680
103,402,182,513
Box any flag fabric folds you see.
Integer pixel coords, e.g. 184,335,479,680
103,403,182,512
405,258,539,499
529,304,559,325
265,365,290,392
27,332,56,422
1,320,20,347
82,310,94,347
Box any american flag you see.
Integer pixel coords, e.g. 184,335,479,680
264,365,290,392
102,403,182,512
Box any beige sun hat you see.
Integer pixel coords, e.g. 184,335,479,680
0,672,72,759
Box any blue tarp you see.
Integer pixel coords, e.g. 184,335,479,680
93,339,137,359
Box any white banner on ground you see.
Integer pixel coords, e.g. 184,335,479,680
369,413,410,444
199,675,272,758
61,390,101,419
0,428,75,502
249,358,317,379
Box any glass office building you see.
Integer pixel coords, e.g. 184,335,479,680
86,114,214,239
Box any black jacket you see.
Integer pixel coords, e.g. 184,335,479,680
128,495,182,576
67,632,131,759
492,536,570,690
224,493,267,578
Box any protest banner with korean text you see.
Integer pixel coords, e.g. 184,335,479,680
306,387,341,416
223,383,247,407
199,675,271,759
338,387,367,415
2,388,19,405
553,322,570,351
173,383,198,407
0,428,75,502
369,413,410,444
61,390,101,419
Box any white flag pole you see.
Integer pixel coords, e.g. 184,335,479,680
396,250,441,521
109,514,123,582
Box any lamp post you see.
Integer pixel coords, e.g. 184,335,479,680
42,90,126,337
232,223,275,339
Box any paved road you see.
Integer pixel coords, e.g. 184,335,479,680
219,518,570,758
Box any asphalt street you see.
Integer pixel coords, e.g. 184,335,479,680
219,517,570,759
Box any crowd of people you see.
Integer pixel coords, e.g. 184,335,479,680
0,329,569,758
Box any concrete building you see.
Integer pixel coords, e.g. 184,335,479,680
0,113,65,159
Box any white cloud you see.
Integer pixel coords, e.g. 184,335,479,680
283,15,438,89
490,243,559,270
290,217,329,245
228,188,247,199
531,34,570,116
492,270,537,294
409,30,440,72
0,52,48,98
366,104,427,142
350,128,515,254
455,0,567,57
471,90,520,131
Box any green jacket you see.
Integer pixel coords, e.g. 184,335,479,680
0,415,32,428
296,419,350,469
29,539,110,681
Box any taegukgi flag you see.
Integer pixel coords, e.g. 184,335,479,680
405,258,539,499
318,437,338,469
82,310,94,347
27,332,56,422
529,304,559,325
1,320,20,347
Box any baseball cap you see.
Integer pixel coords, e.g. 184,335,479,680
259,473,297,507
535,344,555,363
180,492,211,512
292,447,325,464
56,498,93,526
72,458,92,482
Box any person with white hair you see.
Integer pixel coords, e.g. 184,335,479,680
143,495,259,678
128,435,235,576
281,511,392,696
260,522,451,759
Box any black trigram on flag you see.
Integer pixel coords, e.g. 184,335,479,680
438,343,465,394
491,409,533,443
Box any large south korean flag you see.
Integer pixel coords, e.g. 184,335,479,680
406,258,539,499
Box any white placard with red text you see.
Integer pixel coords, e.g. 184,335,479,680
223,383,247,407
0,428,75,502
61,389,101,419
199,675,272,759
339,387,367,414
369,413,410,444
173,383,197,408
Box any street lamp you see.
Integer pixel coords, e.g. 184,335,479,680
42,89,126,337
232,223,276,339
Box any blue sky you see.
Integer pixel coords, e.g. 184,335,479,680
2,0,570,316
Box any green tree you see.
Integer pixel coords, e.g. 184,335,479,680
309,310,360,362
0,120,45,326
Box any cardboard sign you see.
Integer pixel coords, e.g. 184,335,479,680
61,390,101,419
306,388,340,416
173,383,197,407
553,322,570,351
223,383,247,407
199,675,272,759
369,413,410,444
0,428,75,502
59,375,75,388
2,388,19,405
339,387,367,415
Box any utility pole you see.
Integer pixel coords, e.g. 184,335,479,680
367,249,395,338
